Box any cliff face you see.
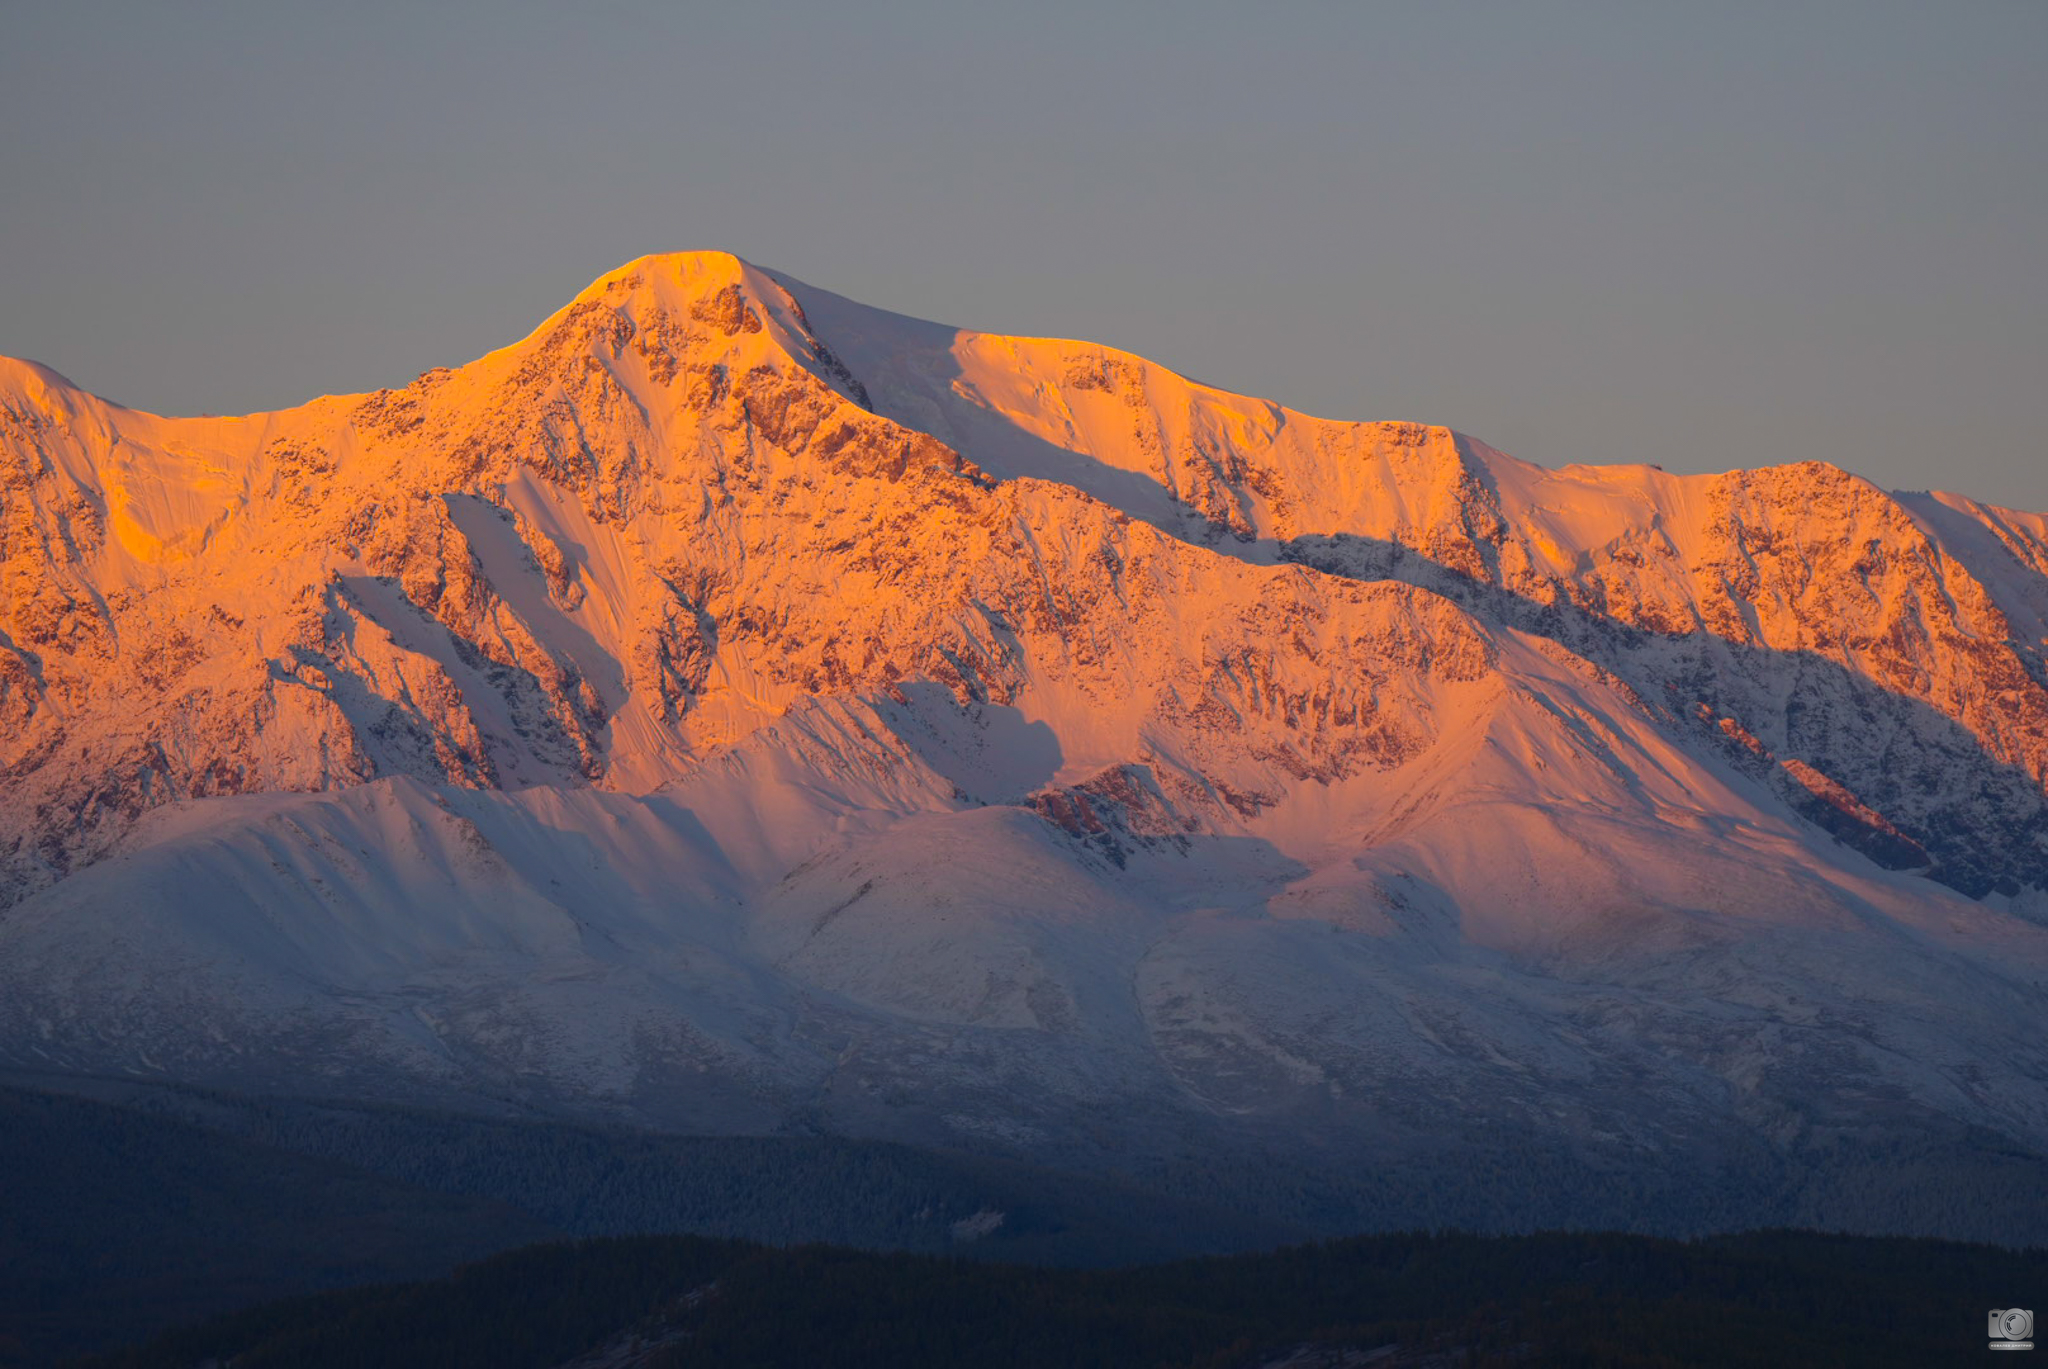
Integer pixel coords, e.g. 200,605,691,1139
3,253,2047,1232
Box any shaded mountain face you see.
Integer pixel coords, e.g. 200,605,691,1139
3,252,2047,1233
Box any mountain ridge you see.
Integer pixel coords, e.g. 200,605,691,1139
3,251,2047,1240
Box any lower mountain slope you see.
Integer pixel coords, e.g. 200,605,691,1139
0,1086,557,1368
1,1080,1291,1366
83,1228,2048,1369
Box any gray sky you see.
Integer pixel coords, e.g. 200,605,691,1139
4,1,2043,509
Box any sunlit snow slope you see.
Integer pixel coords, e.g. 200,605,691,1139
4,253,2047,1236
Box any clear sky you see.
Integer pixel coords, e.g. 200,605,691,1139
4,1,2043,509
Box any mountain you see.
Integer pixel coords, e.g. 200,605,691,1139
3,251,2047,1238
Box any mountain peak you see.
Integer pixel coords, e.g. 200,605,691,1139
570,249,755,305
0,354,79,388
0,355,92,417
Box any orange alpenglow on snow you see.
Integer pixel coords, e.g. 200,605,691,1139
2,252,2046,1240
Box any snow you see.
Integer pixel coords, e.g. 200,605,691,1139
1,251,2046,1190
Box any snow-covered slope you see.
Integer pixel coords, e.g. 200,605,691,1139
4,252,2047,1235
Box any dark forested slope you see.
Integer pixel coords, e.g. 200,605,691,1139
82,1228,2046,1369
0,1087,556,1368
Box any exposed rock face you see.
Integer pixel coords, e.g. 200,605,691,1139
3,252,2047,1238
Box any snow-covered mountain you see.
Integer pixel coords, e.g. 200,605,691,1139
5,252,2047,1235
